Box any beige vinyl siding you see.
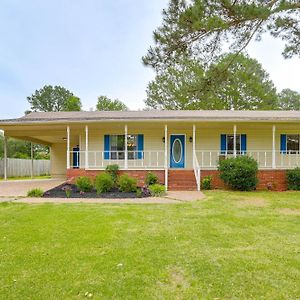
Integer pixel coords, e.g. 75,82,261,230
50,143,66,177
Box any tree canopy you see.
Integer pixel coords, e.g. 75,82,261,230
143,0,300,71
27,85,81,112
278,88,300,110
146,53,278,110
96,96,128,111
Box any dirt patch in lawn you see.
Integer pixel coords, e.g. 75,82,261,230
235,197,267,207
278,208,300,216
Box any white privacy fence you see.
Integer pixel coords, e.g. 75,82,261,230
0,158,50,178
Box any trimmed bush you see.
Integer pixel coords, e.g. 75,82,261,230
201,176,212,190
95,173,114,194
149,184,165,197
76,176,93,192
118,174,137,192
145,172,159,186
287,167,300,190
27,188,44,197
218,156,258,191
105,164,119,185
136,188,142,198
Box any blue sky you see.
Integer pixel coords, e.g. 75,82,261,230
0,0,299,119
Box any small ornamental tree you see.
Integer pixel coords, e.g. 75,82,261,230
218,156,258,191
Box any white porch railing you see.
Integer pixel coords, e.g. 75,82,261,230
193,151,201,191
195,150,300,169
69,150,165,169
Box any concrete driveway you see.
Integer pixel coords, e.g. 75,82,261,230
0,179,65,197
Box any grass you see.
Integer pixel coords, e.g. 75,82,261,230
0,175,51,181
0,191,299,299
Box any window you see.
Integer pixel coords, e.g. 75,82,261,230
226,134,241,154
287,134,300,154
110,135,138,160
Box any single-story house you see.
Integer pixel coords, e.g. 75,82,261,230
1,110,300,190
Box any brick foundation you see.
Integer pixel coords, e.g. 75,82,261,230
201,169,287,191
66,168,288,191
66,169,165,187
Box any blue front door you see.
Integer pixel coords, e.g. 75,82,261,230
170,135,185,168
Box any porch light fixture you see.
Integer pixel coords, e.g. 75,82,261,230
162,137,165,143
189,136,193,143
62,137,67,141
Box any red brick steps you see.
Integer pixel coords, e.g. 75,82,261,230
168,170,197,191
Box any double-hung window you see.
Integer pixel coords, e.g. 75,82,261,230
104,134,143,160
221,134,246,155
284,134,300,154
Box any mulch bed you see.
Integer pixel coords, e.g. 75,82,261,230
43,183,149,199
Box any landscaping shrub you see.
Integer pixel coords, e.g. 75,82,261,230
149,184,166,197
61,185,72,198
287,167,300,190
27,188,44,197
145,172,159,186
201,176,212,190
218,156,258,191
95,173,114,194
75,176,93,192
105,164,119,185
136,188,142,198
118,174,137,192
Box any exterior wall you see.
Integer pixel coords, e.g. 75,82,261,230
50,143,66,177
201,169,287,191
66,168,165,186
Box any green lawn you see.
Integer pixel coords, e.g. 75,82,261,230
0,191,299,299
0,175,51,181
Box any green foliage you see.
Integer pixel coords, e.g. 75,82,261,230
75,176,93,192
148,184,166,197
27,85,81,112
96,95,128,111
105,164,119,185
95,173,114,194
64,96,82,111
201,176,212,190
146,53,278,110
278,89,300,110
218,156,258,191
136,188,142,198
286,168,300,190
118,174,137,192
27,188,44,197
143,0,300,71
0,135,49,160
145,172,159,186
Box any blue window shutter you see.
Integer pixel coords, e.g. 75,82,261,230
241,134,247,154
104,135,110,160
280,134,287,154
221,134,227,154
137,134,144,159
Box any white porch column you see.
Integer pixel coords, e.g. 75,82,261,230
4,135,7,180
164,124,168,191
67,126,70,169
125,124,128,169
272,125,276,169
233,124,237,158
30,142,34,178
192,124,196,166
85,125,89,169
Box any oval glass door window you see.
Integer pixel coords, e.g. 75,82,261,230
172,138,182,163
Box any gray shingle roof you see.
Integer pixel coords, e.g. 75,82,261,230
1,110,300,125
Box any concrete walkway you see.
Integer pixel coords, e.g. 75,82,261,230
165,191,205,202
0,179,65,197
